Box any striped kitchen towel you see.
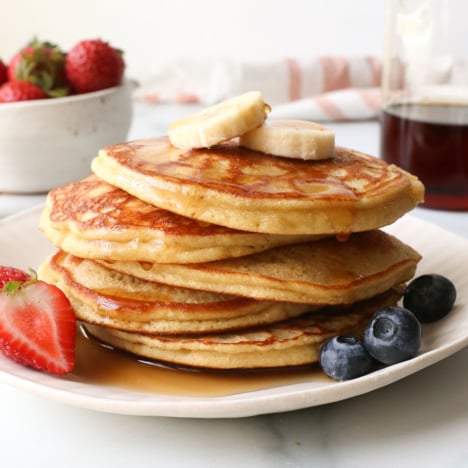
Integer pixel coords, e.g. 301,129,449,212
134,56,382,121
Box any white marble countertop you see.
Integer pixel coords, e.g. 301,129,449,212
1,102,468,468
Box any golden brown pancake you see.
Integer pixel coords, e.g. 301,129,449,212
83,287,403,370
98,230,420,305
38,251,313,335
91,137,424,235
40,176,319,263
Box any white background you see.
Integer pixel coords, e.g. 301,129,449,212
0,0,387,79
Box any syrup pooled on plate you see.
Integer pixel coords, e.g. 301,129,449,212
66,327,325,397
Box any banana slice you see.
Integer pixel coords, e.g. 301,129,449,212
168,91,270,150
239,120,335,160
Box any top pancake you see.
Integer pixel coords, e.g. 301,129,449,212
40,176,318,263
91,137,424,235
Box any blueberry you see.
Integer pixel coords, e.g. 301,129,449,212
403,274,456,323
319,335,374,381
363,306,421,365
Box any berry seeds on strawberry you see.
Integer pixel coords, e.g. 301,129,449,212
65,39,125,93
0,266,31,288
0,81,48,102
0,268,76,375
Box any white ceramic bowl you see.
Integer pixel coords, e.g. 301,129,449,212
0,80,134,193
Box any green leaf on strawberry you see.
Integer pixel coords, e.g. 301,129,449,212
8,37,70,97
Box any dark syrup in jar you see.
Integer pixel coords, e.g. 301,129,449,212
380,102,468,210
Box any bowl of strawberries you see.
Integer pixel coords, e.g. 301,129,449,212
0,38,134,193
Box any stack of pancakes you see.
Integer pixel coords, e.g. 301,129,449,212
38,137,424,371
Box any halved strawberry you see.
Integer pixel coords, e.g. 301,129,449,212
0,277,76,374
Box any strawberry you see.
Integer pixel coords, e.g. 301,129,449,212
8,38,69,97
65,39,125,93
0,59,7,85
0,266,31,288
0,271,76,374
0,80,47,103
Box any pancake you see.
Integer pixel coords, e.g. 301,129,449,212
91,137,424,235
83,286,403,370
98,230,421,305
38,250,313,335
40,176,319,263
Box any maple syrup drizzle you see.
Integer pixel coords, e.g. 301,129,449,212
65,327,325,397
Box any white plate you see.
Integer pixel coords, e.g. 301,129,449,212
0,206,467,418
